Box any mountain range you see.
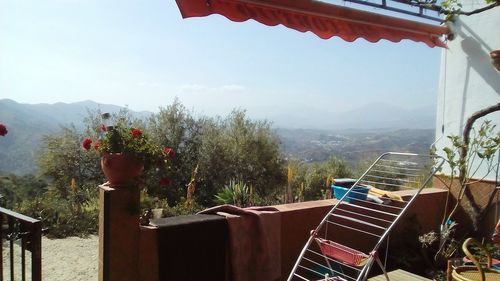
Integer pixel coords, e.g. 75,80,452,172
0,99,150,174
0,99,435,174
267,102,436,129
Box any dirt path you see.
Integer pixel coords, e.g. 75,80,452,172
42,236,98,281
3,235,98,281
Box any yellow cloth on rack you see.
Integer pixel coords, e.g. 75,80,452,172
366,185,404,202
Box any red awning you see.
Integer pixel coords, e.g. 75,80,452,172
176,0,450,48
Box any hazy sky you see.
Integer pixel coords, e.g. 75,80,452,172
0,0,443,119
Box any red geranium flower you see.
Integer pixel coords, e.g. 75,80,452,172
94,141,101,150
164,147,176,158
82,138,93,150
160,177,171,186
0,124,7,136
131,129,142,137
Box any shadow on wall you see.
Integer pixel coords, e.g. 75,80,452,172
451,21,500,131
458,23,500,95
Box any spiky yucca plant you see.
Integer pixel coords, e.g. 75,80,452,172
215,179,250,207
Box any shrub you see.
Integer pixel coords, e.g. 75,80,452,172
18,186,99,238
215,180,251,207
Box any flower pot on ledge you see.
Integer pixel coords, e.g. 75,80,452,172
101,153,144,185
491,50,500,72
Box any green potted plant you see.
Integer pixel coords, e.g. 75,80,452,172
83,113,175,186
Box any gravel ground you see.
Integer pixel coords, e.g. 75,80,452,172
3,235,98,281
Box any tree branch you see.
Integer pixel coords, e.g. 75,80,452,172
459,102,500,229
408,0,499,17
458,1,500,16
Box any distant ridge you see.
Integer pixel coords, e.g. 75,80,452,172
0,99,435,174
0,99,151,174
265,102,436,130
0,99,152,128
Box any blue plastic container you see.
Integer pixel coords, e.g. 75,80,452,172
332,184,369,203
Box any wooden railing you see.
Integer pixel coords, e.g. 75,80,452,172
0,207,41,281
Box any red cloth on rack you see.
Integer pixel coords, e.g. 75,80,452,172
199,204,281,281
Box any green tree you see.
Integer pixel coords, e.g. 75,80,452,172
0,174,48,208
37,125,103,198
303,156,353,200
31,101,288,235
147,99,205,203
197,110,286,205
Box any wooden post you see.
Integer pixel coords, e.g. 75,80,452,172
99,184,140,281
447,260,452,281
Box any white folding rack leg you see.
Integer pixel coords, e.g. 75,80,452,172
357,258,373,281
357,254,389,281
374,255,390,281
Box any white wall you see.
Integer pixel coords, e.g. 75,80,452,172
435,2,500,180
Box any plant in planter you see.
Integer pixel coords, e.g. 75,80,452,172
420,116,500,272
83,113,175,186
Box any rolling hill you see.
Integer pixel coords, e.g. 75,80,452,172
0,99,435,174
0,99,150,174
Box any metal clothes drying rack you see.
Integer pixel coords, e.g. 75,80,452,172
287,152,445,281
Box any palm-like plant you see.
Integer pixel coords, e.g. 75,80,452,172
215,179,250,207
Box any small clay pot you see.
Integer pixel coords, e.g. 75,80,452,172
101,153,144,186
490,50,500,72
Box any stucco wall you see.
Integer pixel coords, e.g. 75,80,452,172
433,175,499,238
138,188,448,281
434,2,500,180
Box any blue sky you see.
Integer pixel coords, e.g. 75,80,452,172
0,0,443,123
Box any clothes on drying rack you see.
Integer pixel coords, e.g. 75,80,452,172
366,185,404,202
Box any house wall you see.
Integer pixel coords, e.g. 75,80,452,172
434,2,500,180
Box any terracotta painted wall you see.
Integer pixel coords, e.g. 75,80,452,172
138,188,448,281
433,175,499,239
140,226,159,281
275,188,447,281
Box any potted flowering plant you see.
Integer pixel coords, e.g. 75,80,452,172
83,113,175,186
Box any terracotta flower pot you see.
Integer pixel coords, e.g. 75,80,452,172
491,50,500,72
101,153,144,185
